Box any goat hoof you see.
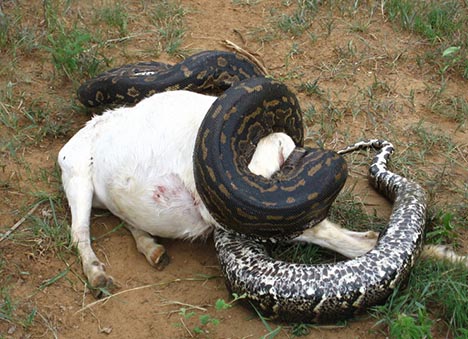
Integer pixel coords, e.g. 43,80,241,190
89,273,116,298
148,245,170,270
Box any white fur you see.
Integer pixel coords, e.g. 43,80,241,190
248,132,296,178
59,90,466,293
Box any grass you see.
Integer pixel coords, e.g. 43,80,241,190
0,86,72,159
425,211,459,246
45,27,104,80
383,0,468,78
272,193,468,337
372,259,468,338
0,0,467,338
149,0,187,56
385,0,462,40
41,0,109,81
430,96,468,130
43,22,108,81
272,0,321,38
0,286,37,332
94,2,129,37
232,0,260,5
0,7,38,56
171,293,247,336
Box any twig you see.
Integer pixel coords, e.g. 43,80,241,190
161,300,207,312
380,0,386,20
0,202,42,243
75,277,209,314
456,144,468,165
222,39,269,76
75,284,161,314
180,317,194,337
103,32,153,46
37,310,59,339
233,29,246,45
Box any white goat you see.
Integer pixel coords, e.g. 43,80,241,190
59,90,466,294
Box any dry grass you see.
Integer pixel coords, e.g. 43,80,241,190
1,1,467,338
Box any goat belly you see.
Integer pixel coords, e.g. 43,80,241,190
86,91,218,239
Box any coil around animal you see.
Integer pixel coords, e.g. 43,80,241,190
78,51,348,238
77,51,426,322
214,140,426,322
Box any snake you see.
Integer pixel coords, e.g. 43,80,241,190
78,51,348,239
77,51,427,321
78,50,266,107
215,139,426,322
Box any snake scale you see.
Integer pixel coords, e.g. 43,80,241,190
78,50,265,107
78,51,427,322
215,139,426,322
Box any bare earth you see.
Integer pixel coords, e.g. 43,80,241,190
1,1,467,338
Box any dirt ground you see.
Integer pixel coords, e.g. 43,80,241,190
1,1,467,338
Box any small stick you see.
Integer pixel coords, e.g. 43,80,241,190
223,39,269,76
76,285,159,313
161,300,207,312
233,29,246,45
180,317,194,337
0,202,42,243
75,277,210,314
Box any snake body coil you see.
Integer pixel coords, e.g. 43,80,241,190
215,140,426,322
79,51,348,238
78,52,426,321
194,77,347,238
78,51,265,107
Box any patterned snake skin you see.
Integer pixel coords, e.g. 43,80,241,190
77,50,265,107
77,52,426,322
78,51,348,238
193,77,347,238
214,140,427,322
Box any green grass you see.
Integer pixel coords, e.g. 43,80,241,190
0,286,15,324
277,11,311,36
385,0,462,40
0,86,72,158
384,0,468,78
0,194,71,333
425,211,459,246
30,0,109,82
0,8,11,49
372,259,468,338
95,2,129,37
275,0,320,37
1,0,467,338
430,96,468,130
43,25,108,81
150,0,187,56
0,276,38,331
246,0,323,45
0,7,38,55
30,197,70,252
171,293,247,337
232,0,260,5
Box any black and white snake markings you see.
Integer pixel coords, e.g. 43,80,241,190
78,51,426,321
